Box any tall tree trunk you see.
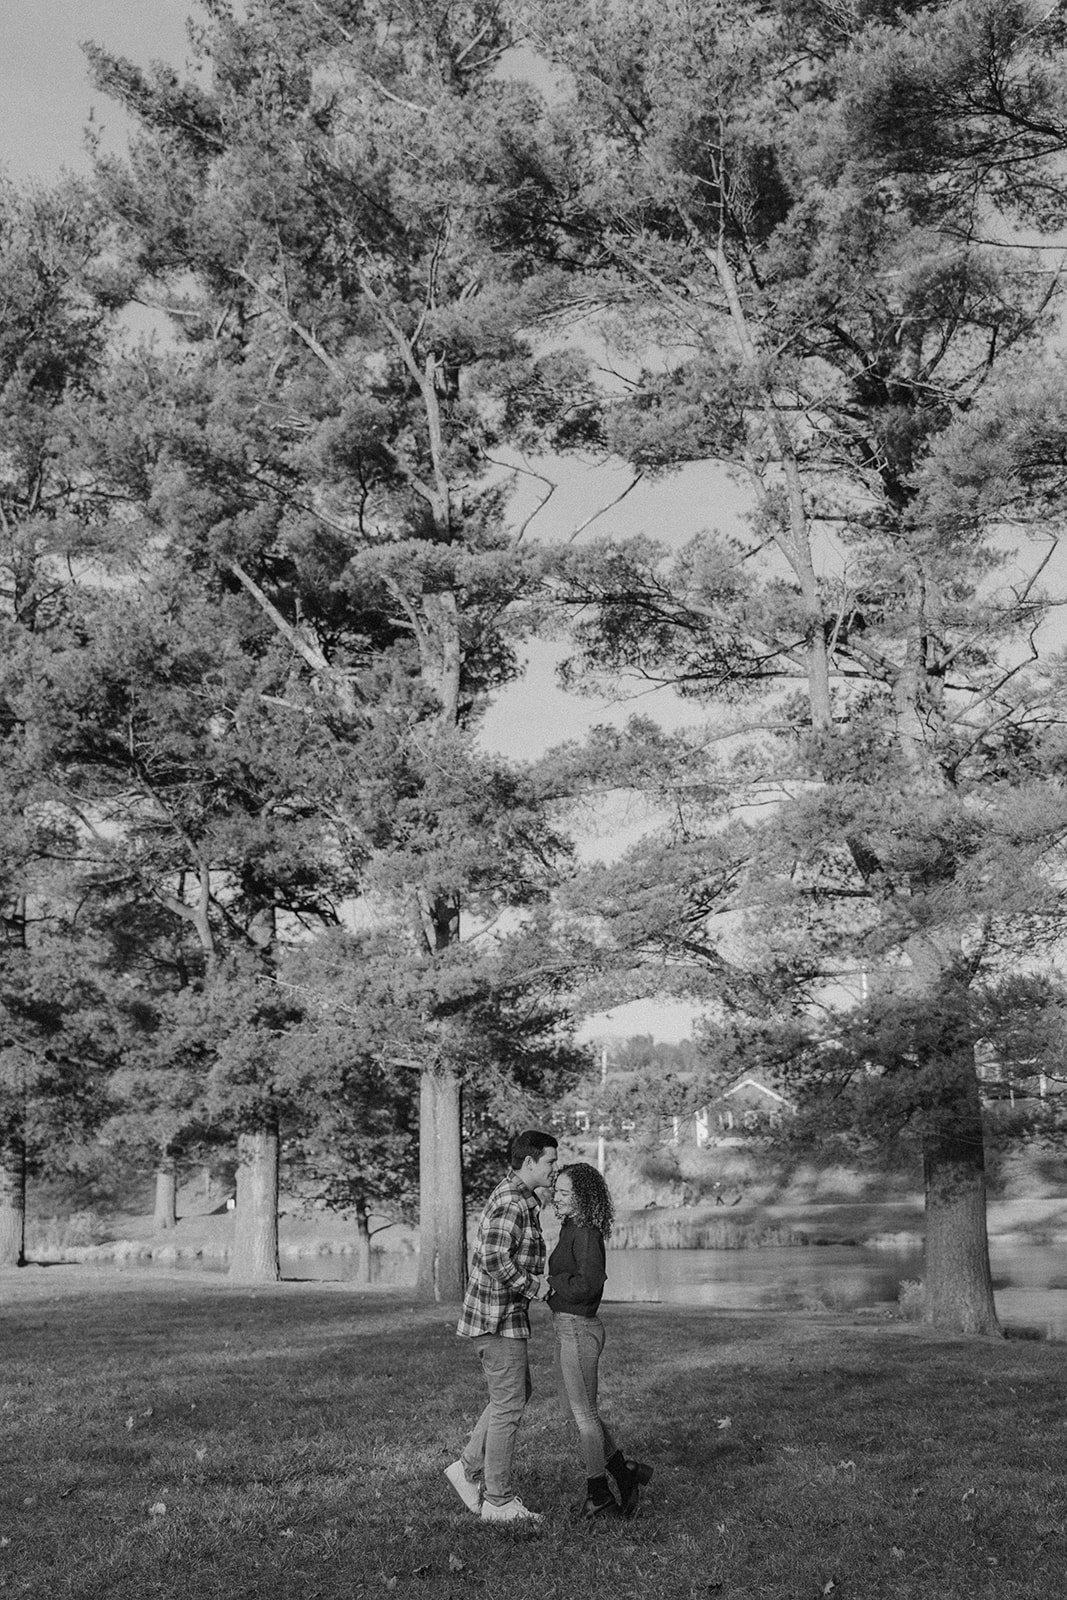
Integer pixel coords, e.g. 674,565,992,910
230,1123,280,1282
907,930,999,1337
0,1140,26,1267
153,1161,178,1230
414,877,467,1303
0,899,28,1267
922,1071,999,1336
354,1192,373,1284
416,1066,466,1302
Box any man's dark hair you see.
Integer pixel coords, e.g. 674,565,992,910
509,1129,558,1168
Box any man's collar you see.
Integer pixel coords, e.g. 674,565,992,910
507,1168,541,1206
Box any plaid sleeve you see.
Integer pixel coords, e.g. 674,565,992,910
456,1180,546,1339
480,1196,534,1294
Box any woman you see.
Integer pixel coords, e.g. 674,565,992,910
547,1162,653,1518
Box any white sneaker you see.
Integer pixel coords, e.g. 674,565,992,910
481,1497,543,1523
444,1460,482,1514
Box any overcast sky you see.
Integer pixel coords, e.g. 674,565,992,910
1,2,193,181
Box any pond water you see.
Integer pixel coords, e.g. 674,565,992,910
600,1242,1067,1338
113,1237,1067,1339
601,1240,1067,1340
602,1242,923,1311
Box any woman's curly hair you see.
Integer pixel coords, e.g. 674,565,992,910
559,1161,615,1239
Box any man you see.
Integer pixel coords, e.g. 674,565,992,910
444,1129,558,1524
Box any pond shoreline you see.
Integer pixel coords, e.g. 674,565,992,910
27,1192,1067,1270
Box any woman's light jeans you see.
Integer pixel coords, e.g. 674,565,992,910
553,1312,618,1478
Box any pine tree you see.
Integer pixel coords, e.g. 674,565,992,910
21,549,375,1278
84,0,589,1293
515,0,1067,1332
0,178,119,1263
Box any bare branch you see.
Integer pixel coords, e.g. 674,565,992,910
565,472,645,543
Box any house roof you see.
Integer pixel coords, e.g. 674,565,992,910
721,1075,794,1109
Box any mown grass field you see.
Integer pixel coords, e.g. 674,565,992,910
2,1266,1065,1599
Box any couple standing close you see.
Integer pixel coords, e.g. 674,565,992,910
444,1129,652,1524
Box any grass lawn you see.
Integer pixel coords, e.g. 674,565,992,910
2,1267,1065,1600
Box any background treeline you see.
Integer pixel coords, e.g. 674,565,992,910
5,0,1067,1331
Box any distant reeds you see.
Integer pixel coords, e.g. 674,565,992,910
610,1212,809,1251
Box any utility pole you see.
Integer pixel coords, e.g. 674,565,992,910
596,1043,608,1174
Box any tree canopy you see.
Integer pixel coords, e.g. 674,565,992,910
3,1,1067,1327
509,0,1067,1331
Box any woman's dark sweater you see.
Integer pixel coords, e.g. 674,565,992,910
547,1218,607,1317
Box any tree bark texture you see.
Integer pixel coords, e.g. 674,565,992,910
230,1125,280,1282
922,1084,999,1337
354,1194,373,1284
0,1141,26,1267
416,1067,466,1302
153,1164,178,1231
906,934,999,1336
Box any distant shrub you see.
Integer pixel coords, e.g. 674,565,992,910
1003,1323,1044,1342
897,1279,924,1321
594,1137,920,1209
798,1282,863,1314
26,1210,111,1252
985,1139,1067,1201
604,1146,688,1210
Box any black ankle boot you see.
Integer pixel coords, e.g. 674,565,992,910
582,1474,620,1518
609,1457,653,1518
582,1490,621,1518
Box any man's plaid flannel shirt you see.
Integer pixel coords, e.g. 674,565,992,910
456,1173,545,1340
